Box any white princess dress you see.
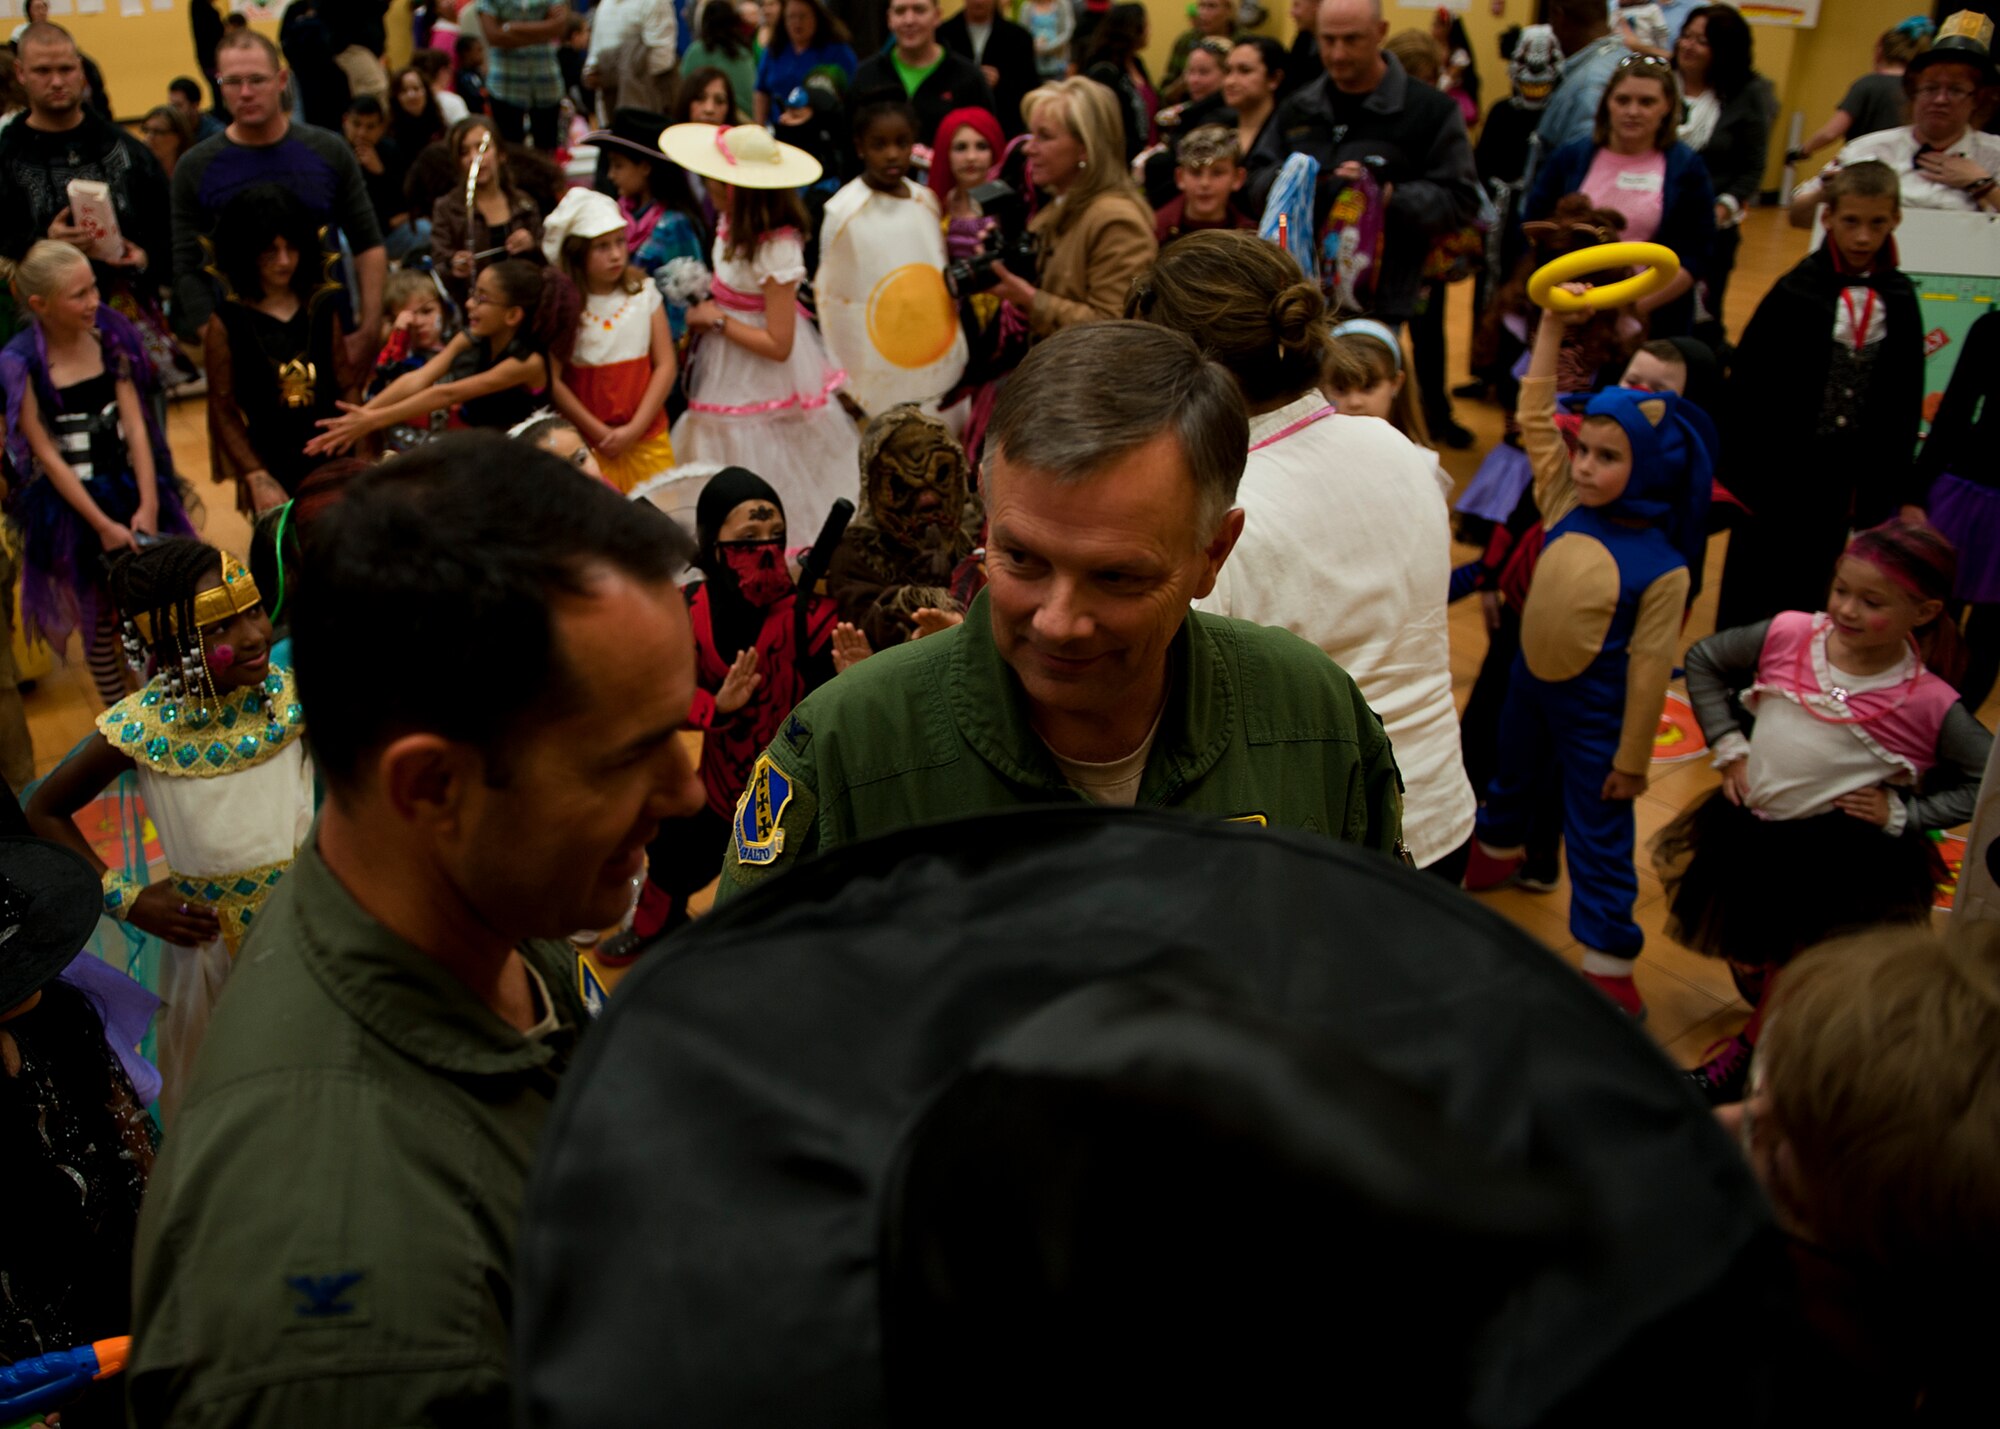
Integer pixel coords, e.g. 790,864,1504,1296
670,225,861,541
98,663,313,1120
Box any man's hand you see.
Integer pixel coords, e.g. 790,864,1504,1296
129,883,223,945
46,205,95,248
355,143,384,174
1601,768,1647,801
981,63,1000,89
714,648,763,714
583,65,602,90
831,622,872,672
342,327,378,376
910,607,964,638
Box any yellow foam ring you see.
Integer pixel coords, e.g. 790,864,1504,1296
866,264,958,369
1526,242,1681,312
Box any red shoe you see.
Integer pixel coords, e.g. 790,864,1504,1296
1462,841,1526,892
1583,969,1647,1021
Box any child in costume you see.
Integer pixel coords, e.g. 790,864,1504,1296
0,836,158,1427
0,241,194,709
665,121,860,542
512,409,611,484
544,188,679,493
1463,284,1714,1021
1715,160,1924,631
431,115,546,311
625,466,845,943
369,270,454,453
305,258,578,454
825,404,986,651
587,107,714,341
817,97,966,419
24,539,310,1121
1656,520,1989,1102
202,185,349,514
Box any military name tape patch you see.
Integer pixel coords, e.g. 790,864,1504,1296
734,753,794,866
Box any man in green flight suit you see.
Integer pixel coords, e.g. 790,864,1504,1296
721,321,1407,898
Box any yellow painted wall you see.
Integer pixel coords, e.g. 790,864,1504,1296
40,4,277,125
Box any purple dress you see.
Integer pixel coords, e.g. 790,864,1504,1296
0,306,194,648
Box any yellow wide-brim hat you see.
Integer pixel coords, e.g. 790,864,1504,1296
659,122,824,190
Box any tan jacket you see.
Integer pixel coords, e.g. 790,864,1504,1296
1027,188,1157,336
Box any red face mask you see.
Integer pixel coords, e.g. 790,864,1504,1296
718,539,792,607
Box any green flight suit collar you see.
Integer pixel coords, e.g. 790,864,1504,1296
945,590,1238,804
289,834,576,1079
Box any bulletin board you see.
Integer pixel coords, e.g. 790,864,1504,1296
1726,1,1822,28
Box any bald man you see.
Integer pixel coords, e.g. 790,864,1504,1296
1250,0,1478,327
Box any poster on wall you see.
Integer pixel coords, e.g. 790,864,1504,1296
1725,0,1820,27
1910,272,2000,438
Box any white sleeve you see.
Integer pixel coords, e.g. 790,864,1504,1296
756,233,808,286
642,0,679,70
586,0,622,66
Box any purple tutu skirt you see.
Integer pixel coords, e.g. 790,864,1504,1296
18,469,194,650
1927,471,2000,604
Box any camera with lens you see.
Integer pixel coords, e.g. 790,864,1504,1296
944,181,1040,299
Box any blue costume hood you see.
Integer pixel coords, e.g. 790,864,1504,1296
1574,386,1717,597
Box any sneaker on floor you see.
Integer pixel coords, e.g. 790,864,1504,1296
1517,862,1560,893
1688,1032,1754,1105
1583,969,1647,1021
1431,416,1475,449
1462,841,1526,892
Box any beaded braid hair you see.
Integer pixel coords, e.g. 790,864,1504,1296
108,539,240,715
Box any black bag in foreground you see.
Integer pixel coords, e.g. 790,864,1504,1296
516,808,1784,1428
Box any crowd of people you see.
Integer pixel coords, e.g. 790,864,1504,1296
2,0,1999,1424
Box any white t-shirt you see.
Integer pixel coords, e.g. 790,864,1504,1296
1193,394,1475,868
1046,710,1163,807
436,88,471,125
1796,124,2000,213
1739,645,1917,824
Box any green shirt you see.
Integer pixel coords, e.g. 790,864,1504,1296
892,47,945,98
129,837,588,1428
719,592,1407,897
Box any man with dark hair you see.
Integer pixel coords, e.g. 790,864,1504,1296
342,91,415,257
169,74,225,139
718,322,1405,897
128,434,706,1428
938,0,1037,137
1533,0,1623,158
0,24,172,317
1249,0,1480,330
850,0,996,151
170,28,386,368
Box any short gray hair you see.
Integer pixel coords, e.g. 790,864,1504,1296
987,323,1248,537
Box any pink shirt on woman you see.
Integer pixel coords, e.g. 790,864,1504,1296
1580,147,1667,242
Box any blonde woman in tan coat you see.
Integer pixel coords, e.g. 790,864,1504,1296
988,77,1157,337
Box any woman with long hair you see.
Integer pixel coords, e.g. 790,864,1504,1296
987,78,1157,337
1673,4,1774,335
683,0,759,118
1524,55,1715,336
1082,3,1156,159
753,0,855,124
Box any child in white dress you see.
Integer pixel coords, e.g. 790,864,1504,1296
664,121,859,541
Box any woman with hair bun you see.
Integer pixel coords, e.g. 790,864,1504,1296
1126,230,1474,878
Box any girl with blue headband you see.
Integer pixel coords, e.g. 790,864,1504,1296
1463,282,1714,1023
